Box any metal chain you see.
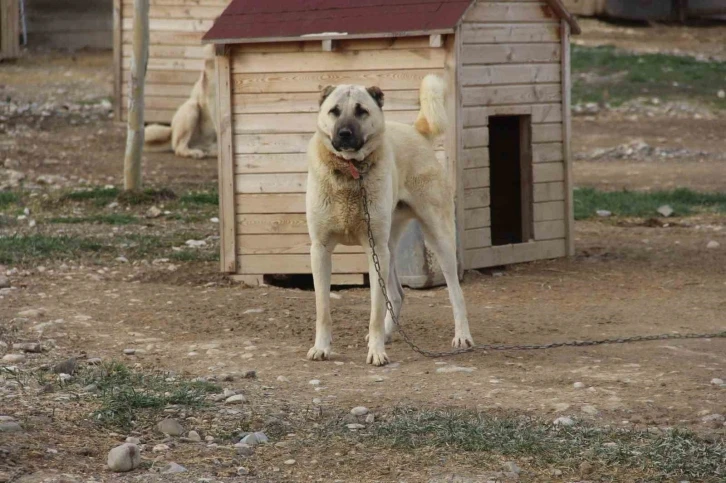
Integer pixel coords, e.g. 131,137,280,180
358,178,726,358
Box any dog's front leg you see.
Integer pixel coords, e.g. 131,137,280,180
365,244,391,366
307,241,333,361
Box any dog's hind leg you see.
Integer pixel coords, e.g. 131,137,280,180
307,241,334,361
171,102,206,159
384,209,413,342
415,203,474,348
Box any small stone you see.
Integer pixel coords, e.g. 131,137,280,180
553,416,575,427
503,462,521,474
205,436,214,442
0,421,22,433
573,382,585,389
711,378,724,385
123,349,136,355
436,366,475,374
702,414,724,423
52,357,77,375
707,241,720,249
0,276,9,289
351,406,369,416
163,462,187,474
225,394,247,404
157,418,184,436
365,414,375,424
146,206,162,218
603,442,617,448
596,209,612,218
347,423,365,430
579,461,594,476
116,256,129,264
553,469,563,477
244,308,264,314
239,433,258,446
657,205,674,217
58,373,72,383
284,459,296,465
309,379,321,386
243,370,257,379
235,443,255,457
14,342,41,353
718,89,726,99
87,357,102,365
107,443,140,472
82,384,98,392
152,444,170,453
277,376,290,383
185,239,207,248
237,467,250,476
187,430,201,442
253,432,269,444
18,308,45,318
581,405,599,415
2,354,25,363
125,437,141,445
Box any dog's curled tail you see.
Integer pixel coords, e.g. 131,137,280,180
414,74,447,139
143,124,173,152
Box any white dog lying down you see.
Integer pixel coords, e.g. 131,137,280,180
305,74,474,366
143,44,217,159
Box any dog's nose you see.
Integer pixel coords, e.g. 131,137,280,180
338,128,352,139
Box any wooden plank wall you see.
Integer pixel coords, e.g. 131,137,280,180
461,0,567,268
118,0,228,122
231,37,448,277
0,0,20,60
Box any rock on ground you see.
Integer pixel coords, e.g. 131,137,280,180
0,421,23,433
553,416,575,427
107,443,141,472
162,462,187,474
351,406,369,416
157,418,184,436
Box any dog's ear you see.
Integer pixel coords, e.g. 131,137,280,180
366,86,385,109
319,85,336,106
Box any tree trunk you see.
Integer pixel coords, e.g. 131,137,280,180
123,0,149,191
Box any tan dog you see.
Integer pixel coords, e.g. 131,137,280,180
143,44,218,159
306,75,474,366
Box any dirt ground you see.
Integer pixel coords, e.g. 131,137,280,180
1,19,725,483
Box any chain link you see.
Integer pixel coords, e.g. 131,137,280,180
358,178,726,358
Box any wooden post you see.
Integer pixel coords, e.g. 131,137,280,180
113,0,123,122
123,0,149,191
560,20,575,257
215,45,237,274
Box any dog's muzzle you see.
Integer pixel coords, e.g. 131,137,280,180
332,125,363,152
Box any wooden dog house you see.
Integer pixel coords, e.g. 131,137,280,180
203,0,581,287
113,0,229,122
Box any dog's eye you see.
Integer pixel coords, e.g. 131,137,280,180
329,106,341,117
355,104,369,118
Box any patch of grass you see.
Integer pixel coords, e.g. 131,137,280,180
368,409,724,481
0,192,20,208
574,187,726,219
180,190,218,206
0,235,107,265
48,214,139,225
117,188,177,206
79,362,221,430
61,187,119,205
572,45,726,108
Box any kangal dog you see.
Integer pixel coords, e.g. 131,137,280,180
306,75,474,366
143,44,217,159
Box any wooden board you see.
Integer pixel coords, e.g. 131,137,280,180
216,51,236,273
532,123,564,143
464,208,491,230
533,162,564,183
239,254,369,274
232,110,419,134
463,84,561,107
461,63,560,85
535,219,566,240
237,235,363,255
465,2,557,23
461,24,560,44
231,48,447,74
461,148,489,169
235,173,307,194
533,181,566,202
232,69,442,94
462,168,490,190
533,142,564,163
464,188,490,210
235,193,306,214
465,239,565,268
561,20,575,257
463,103,562,126
534,201,566,221
236,214,308,234
458,43,560,65
464,228,492,251
113,0,122,120
232,90,422,114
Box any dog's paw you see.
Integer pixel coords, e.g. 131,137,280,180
452,334,475,349
366,347,390,367
190,150,206,159
307,346,331,362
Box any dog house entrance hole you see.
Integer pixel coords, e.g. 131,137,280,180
488,115,534,246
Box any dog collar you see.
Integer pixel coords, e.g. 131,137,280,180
333,155,369,180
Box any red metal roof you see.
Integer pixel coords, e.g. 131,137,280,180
203,0,473,43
